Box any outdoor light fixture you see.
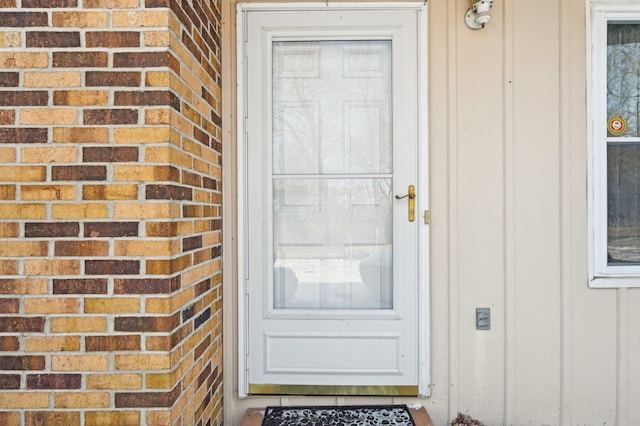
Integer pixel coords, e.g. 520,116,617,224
465,0,494,30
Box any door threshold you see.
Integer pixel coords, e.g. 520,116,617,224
241,406,434,426
249,384,419,396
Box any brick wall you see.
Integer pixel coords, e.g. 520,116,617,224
0,0,222,424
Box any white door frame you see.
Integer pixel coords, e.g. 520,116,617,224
236,1,430,398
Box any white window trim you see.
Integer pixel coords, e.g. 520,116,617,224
236,2,429,396
589,2,640,287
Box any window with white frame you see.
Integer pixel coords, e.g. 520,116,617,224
590,4,640,287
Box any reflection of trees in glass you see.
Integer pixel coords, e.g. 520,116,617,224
608,24,640,136
606,25,640,263
272,41,392,175
273,179,392,248
608,144,640,263
271,40,394,246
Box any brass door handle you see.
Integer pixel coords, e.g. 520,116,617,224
395,185,415,222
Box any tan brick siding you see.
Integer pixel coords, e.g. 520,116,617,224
0,0,222,424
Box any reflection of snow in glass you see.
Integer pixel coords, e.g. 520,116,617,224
275,258,363,283
273,247,392,310
608,237,640,263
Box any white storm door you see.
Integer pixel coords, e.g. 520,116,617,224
240,4,428,395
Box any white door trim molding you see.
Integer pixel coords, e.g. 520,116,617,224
236,1,429,398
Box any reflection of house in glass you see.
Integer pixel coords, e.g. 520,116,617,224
273,247,392,309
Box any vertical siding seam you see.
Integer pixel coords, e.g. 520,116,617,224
447,0,459,422
559,0,573,424
502,0,515,424
616,289,628,426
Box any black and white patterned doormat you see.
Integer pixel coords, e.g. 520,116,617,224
262,405,416,426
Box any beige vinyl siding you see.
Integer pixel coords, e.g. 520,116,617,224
222,0,638,424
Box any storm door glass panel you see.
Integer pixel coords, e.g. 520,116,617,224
272,40,393,309
607,23,640,264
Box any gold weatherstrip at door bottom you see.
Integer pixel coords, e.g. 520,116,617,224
248,384,419,396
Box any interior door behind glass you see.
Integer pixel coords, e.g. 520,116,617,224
272,40,393,310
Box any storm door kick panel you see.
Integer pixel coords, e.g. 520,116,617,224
240,4,427,396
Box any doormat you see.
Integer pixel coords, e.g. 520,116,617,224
262,404,416,426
